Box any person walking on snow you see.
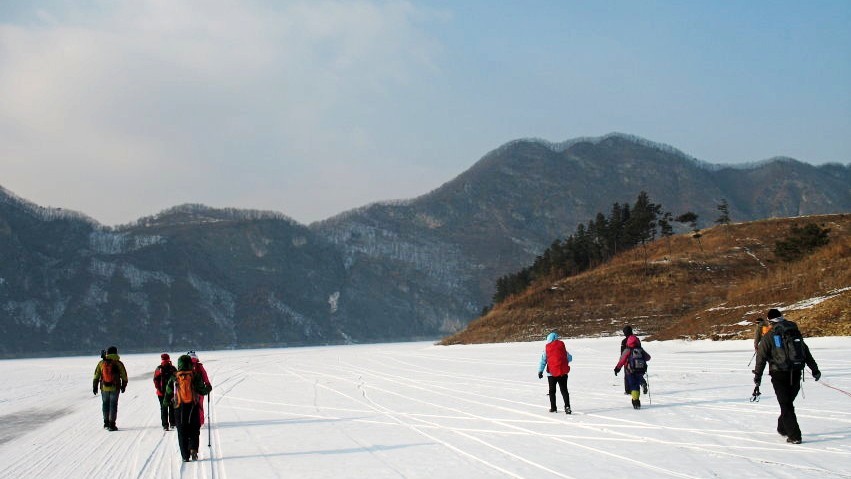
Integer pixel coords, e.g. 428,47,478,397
187,351,212,426
615,335,650,409
537,332,572,414
154,353,177,430
164,354,212,462
753,308,821,444
93,345,128,431
620,325,648,395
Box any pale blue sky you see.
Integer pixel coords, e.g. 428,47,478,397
0,1,848,225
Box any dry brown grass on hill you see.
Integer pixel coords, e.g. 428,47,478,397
440,214,851,345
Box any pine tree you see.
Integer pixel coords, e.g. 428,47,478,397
715,198,732,238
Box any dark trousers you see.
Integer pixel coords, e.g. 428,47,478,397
547,375,570,410
101,390,119,424
159,396,175,428
624,371,648,393
771,370,803,441
175,403,202,460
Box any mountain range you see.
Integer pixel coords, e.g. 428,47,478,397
1,133,849,356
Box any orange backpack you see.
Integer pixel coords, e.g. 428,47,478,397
173,370,196,406
101,359,117,387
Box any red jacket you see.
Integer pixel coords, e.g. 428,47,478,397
153,360,176,397
546,340,571,376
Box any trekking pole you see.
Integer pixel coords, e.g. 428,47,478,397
644,373,651,406
819,381,851,399
207,393,212,448
747,351,756,367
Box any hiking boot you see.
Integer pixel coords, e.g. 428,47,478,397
642,383,648,395
777,428,787,437
103,421,109,429
786,437,802,444
632,399,641,410
548,407,557,413
108,424,118,431
565,406,571,415
190,450,198,461
163,426,169,431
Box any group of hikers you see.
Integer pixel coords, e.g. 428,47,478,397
90,305,822,466
92,348,213,462
537,307,822,444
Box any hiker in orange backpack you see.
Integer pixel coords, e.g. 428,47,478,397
537,332,573,414
164,354,212,462
93,345,128,431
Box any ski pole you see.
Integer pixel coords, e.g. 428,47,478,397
644,373,651,406
207,393,212,448
819,381,851,399
747,351,756,367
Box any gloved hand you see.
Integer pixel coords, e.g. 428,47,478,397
613,368,620,376
538,371,543,379
753,375,761,386
120,385,126,393
812,370,821,381
750,386,761,403
93,385,98,395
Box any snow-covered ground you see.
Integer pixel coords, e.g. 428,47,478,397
1,337,849,478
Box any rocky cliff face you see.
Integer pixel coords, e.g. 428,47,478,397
2,134,849,355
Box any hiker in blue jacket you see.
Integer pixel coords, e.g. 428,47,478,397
537,332,573,414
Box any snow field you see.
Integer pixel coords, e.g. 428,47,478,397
0,337,849,478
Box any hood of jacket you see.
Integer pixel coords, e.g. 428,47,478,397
105,353,121,361
626,335,640,348
177,354,193,371
546,332,558,343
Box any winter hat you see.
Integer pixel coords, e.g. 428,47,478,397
177,354,193,371
623,325,633,337
767,308,783,321
546,332,558,343
626,335,639,348
107,346,118,355
161,353,170,361
187,350,198,360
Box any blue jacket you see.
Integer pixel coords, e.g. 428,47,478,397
538,332,572,376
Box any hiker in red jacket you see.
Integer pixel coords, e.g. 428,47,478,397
537,332,573,414
188,351,212,426
154,353,177,430
615,335,650,409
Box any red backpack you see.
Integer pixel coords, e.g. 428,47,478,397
546,340,571,376
101,359,117,387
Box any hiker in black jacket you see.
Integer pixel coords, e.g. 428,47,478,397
753,309,821,444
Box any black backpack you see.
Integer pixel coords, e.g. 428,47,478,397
154,364,177,395
628,347,648,374
770,321,806,371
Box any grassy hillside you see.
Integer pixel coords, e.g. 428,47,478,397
440,214,851,344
